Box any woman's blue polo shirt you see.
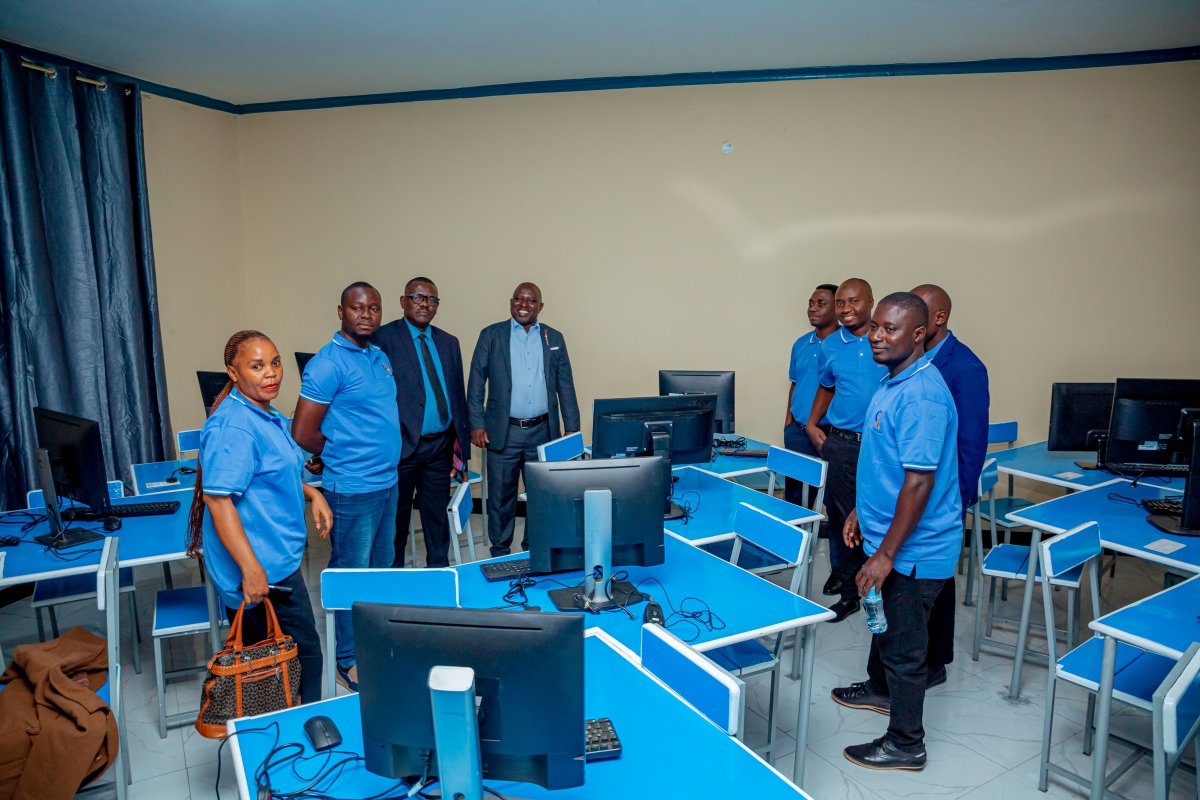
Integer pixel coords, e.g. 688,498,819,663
200,388,308,607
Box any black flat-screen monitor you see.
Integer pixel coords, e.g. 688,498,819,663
355,604,585,790
592,394,715,466
295,352,315,375
1048,383,1113,451
197,371,230,417
659,370,734,434
34,408,111,511
1105,378,1200,467
525,457,666,573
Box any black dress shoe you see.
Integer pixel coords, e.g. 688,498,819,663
926,664,948,688
831,681,890,715
822,574,844,596
827,597,860,623
844,736,927,771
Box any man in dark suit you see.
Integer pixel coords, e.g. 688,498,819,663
372,277,472,567
468,282,580,557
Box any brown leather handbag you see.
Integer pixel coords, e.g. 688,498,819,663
195,598,301,738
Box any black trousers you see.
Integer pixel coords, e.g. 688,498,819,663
486,420,550,557
225,568,322,705
823,432,864,603
866,569,949,751
392,428,456,568
926,575,956,669
782,421,827,510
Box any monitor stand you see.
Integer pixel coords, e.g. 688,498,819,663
1077,436,1108,471
1146,514,1200,537
429,666,484,800
31,448,102,550
548,490,647,612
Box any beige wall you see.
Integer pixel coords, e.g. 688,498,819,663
145,61,1200,473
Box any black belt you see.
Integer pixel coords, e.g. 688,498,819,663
420,429,452,441
509,413,549,428
829,426,862,443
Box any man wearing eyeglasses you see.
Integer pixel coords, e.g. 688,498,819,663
372,277,472,568
468,282,580,557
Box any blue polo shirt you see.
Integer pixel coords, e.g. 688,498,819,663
856,357,963,580
789,331,831,424
299,333,401,494
406,319,452,435
200,388,308,607
510,318,548,418
818,326,888,431
924,337,946,362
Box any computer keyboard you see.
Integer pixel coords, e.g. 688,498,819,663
585,718,622,761
720,448,769,458
62,500,181,522
1142,498,1183,516
479,556,532,582
1107,462,1189,477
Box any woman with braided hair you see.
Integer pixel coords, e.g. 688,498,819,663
187,330,331,704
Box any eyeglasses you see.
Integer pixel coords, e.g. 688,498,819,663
405,293,440,307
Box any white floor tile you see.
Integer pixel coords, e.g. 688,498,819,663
780,750,884,800
128,767,192,800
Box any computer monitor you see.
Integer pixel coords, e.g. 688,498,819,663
34,408,111,512
1104,378,1200,468
355,603,585,790
197,371,230,417
295,352,315,374
658,370,734,434
1048,383,1113,466
525,457,666,575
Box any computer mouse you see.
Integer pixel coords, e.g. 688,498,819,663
522,605,542,612
103,517,122,532
304,715,342,751
643,601,665,626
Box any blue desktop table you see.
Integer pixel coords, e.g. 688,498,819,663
707,435,774,481
229,629,815,799
668,466,820,547
992,441,1181,492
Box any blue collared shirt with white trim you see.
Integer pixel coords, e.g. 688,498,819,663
199,387,308,607
856,356,963,580
299,332,401,493
817,326,888,431
406,319,452,435
509,318,548,418
789,330,831,424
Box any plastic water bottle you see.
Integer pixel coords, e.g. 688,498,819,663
864,587,888,634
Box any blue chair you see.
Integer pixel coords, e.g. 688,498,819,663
151,584,227,738
767,445,827,519
402,472,483,567
94,537,132,798
28,483,142,675
641,623,744,737
1034,522,1183,799
320,568,459,698
537,431,585,462
975,422,1035,570
446,480,479,565
1154,643,1200,800
176,428,202,454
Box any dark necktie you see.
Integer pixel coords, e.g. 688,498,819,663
419,334,450,427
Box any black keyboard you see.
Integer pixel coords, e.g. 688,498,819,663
585,718,622,761
720,449,769,458
62,500,180,522
479,556,532,582
1107,463,1189,477
1142,498,1183,516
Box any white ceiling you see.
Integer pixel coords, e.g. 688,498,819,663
3,1,1198,106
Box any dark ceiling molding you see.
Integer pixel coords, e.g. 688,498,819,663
4,37,1197,116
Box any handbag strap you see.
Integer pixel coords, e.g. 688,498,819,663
223,596,285,652
260,597,286,644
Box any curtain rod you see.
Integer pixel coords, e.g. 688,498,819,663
20,59,107,90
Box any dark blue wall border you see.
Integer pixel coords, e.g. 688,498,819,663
4,38,1197,116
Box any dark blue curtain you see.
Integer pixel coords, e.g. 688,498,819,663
0,48,172,510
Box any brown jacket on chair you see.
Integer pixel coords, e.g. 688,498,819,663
0,626,119,800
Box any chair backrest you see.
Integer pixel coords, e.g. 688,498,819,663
321,568,459,611
447,481,472,535
27,480,124,509
177,429,202,453
732,503,809,566
640,623,744,736
988,420,1018,446
766,446,826,489
1160,642,1200,755
1038,520,1101,579
537,432,585,462
977,457,999,500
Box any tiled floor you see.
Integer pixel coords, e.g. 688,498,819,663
1,512,1194,800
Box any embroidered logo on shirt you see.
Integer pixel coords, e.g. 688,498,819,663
872,410,884,431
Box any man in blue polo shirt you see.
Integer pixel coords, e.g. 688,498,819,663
831,292,962,772
292,281,401,692
784,283,839,495
805,278,888,619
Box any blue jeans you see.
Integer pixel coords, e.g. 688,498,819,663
326,484,398,668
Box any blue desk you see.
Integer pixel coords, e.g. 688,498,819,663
706,435,774,481
993,441,1180,491
668,466,821,547
132,458,198,494
1084,575,1200,800
229,629,813,799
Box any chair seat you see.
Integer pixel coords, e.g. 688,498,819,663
706,639,775,674
981,544,1083,586
153,586,225,637
33,568,135,606
1056,637,1176,711
976,496,1035,526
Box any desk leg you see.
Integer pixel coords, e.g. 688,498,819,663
203,571,221,655
1089,635,1117,800
1008,528,1042,700
963,511,978,607
792,624,817,788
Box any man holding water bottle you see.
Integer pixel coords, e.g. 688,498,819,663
830,292,963,772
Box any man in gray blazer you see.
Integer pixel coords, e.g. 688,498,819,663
468,282,581,556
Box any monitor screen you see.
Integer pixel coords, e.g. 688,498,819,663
1105,378,1200,466
295,352,315,375
1047,382,1113,451
197,371,230,417
33,407,111,511
355,604,585,790
658,370,734,434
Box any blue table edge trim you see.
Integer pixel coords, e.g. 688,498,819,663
1088,572,1200,660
